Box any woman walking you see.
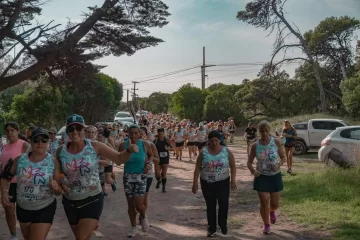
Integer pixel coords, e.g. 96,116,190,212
118,124,154,238
1,128,62,240
247,120,286,234
0,122,30,240
192,131,237,237
56,114,138,240
281,120,297,174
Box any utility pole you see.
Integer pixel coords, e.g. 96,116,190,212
201,46,216,89
131,81,139,121
126,89,129,107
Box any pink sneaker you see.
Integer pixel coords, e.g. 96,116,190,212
270,211,276,224
263,224,270,234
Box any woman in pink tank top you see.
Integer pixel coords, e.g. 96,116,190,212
0,122,30,240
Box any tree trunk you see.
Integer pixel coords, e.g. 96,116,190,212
310,60,327,112
339,58,347,80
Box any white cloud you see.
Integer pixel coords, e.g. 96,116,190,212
322,0,360,12
192,22,226,32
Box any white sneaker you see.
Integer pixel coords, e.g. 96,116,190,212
141,215,149,232
127,227,137,238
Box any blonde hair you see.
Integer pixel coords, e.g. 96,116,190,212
258,120,271,131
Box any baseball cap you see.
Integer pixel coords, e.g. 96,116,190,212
31,127,50,139
199,122,204,127
48,127,57,134
66,114,85,127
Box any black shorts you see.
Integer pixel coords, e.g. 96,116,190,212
230,131,235,134
187,141,196,146
62,193,104,225
175,141,184,147
17,199,57,224
104,165,113,173
197,141,207,150
9,183,17,203
159,158,169,165
146,177,153,193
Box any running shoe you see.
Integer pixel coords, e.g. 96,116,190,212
127,227,138,238
206,231,216,237
141,215,150,232
270,211,277,224
111,182,117,191
220,226,228,235
104,193,109,198
263,224,270,234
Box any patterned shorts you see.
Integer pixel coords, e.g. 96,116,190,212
123,173,147,197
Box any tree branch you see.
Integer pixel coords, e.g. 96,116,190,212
272,57,309,68
270,44,303,65
324,88,342,101
0,0,25,42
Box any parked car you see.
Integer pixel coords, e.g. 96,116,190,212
56,126,66,140
277,119,350,155
114,111,133,123
318,126,360,167
120,119,137,128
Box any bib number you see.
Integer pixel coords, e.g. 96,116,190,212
128,174,142,183
23,185,40,194
159,152,168,158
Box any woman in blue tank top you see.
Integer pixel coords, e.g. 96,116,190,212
1,128,63,240
118,124,155,238
192,130,237,237
247,120,286,234
56,114,138,240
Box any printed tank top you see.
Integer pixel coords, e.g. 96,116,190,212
175,131,184,143
200,146,229,183
16,153,55,210
59,139,101,200
255,137,279,176
187,131,197,142
197,129,207,142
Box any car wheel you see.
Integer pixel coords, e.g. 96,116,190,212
294,141,306,155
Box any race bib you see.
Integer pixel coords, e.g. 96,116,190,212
20,185,41,195
128,174,142,183
159,152,168,158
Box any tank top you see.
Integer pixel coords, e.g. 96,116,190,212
200,146,229,183
284,128,295,146
59,139,101,200
1,139,25,183
187,131,197,142
124,139,146,174
175,131,184,143
16,153,55,210
154,138,170,161
197,129,207,142
255,137,280,176
48,139,60,156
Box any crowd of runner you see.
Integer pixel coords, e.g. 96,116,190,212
0,112,296,239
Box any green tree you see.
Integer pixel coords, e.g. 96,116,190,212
171,84,207,122
140,92,170,114
204,85,244,124
340,72,360,116
0,0,170,90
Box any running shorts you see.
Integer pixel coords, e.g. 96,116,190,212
159,157,169,165
123,173,147,197
197,141,207,150
146,177,153,193
175,141,184,147
104,165,113,173
187,141,196,146
17,199,57,224
9,183,17,203
62,193,104,225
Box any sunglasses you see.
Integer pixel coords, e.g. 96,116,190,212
32,137,49,143
67,125,83,133
49,132,55,135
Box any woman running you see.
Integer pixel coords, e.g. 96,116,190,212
154,128,172,192
228,120,236,144
196,123,208,154
187,125,197,161
47,127,62,156
1,128,62,240
0,122,31,240
56,114,138,240
174,125,185,161
281,120,297,174
247,120,286,234
118,124,154,238
192,130,237,237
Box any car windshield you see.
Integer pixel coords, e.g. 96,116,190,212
116,112,130,118
341,121,351,126
57,126,66,135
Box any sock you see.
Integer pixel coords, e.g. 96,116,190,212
162,178,167,186
156,177,161,183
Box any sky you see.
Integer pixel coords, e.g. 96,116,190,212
39,0,360,100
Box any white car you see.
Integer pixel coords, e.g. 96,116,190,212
114,111,133,123
56,126,66,140
318,126,360,167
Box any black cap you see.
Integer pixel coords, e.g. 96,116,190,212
31,127,50,139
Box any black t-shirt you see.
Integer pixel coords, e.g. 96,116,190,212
245,127,257,140
153,138,171,159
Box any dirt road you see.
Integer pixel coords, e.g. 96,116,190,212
0,144,324,240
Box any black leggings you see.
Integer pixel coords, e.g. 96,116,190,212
200,177,230,233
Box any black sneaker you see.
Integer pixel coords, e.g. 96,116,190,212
156,180,161,189
162,186,166,193
207,231,216,237
220,226,227,235
111,182,117,192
